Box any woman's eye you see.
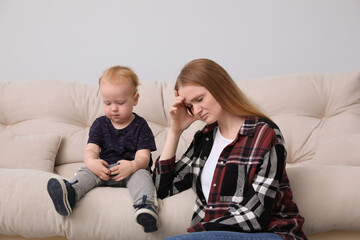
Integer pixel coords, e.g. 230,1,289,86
186,106,194,116
196,97,203,102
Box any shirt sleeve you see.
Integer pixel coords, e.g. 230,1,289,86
136,118,157,152
153,131,201,199
87,117,102,146
188,141,286,233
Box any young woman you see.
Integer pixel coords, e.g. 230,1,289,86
153,59,307,240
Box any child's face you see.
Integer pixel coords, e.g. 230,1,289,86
100,81,139,128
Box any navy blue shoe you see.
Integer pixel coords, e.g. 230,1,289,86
47,177,77,216
134,195,159,232
135,206,158,233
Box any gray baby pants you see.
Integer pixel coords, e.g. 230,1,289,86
70,165,157,209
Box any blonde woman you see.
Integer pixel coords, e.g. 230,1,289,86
154,59,307,240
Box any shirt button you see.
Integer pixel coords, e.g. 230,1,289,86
213,184,216,187
204,128,208,132
206,137,209,141
204,156,207,160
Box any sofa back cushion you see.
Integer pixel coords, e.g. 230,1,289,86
0,72,359,176
238,73,360,167
0,80,102,169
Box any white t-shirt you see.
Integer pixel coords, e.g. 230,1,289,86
201,128,234,203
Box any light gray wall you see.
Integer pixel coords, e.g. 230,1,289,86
0,0,359,84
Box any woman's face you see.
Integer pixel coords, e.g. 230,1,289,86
177,84,224,125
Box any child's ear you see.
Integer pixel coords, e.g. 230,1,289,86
133,92,139,106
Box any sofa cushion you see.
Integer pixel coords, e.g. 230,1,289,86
287,165,360,235
0,132,61,172
238,72,360,167
312,134,360,166
0,169,65,237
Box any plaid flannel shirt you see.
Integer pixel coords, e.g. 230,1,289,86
153,116,307,240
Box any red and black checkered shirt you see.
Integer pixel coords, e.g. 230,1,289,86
154,116,307,240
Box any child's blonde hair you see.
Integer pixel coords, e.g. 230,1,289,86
99,66,139,94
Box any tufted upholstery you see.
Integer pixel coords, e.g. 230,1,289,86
238,73,360,166
0,72,359,239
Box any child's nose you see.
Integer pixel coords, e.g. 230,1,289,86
111,104,118,111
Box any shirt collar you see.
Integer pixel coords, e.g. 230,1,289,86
239,116,258,137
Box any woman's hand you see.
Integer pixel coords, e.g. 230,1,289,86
169,90,196,134
158,90,196,161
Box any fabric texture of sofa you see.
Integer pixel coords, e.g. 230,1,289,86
0,72,359,240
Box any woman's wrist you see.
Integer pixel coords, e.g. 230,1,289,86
167,127,183,139
160,130,182,160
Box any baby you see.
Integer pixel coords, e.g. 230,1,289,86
47,66,158,232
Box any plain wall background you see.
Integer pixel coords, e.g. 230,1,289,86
0,0,359,84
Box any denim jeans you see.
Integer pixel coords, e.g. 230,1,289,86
164,231,283,240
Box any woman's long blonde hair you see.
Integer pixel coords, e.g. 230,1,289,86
175,58,268,119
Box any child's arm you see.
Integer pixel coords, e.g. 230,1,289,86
84,143,111,181
110,149,150,182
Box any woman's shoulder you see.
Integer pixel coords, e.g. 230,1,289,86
257,117,280,131
256,117,285,145
241,116,280,134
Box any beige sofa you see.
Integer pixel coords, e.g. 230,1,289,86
0,72,359,240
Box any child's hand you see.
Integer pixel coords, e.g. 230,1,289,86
86,159,111,181
110,160,136,181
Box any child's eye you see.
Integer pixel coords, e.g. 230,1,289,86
117,102,125,105
196,97,203,103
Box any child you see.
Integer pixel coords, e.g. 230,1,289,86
47,66,158,233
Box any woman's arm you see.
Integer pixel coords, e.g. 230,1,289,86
154,90,198,197
159,129,182,160
160,90,196,160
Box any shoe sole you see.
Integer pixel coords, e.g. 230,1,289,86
47,178,72,216
135,208,158,233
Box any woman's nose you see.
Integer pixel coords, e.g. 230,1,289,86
193,104,202,115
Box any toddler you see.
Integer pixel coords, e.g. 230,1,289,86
47,66,158,232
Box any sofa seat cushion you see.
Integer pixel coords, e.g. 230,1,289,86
0,168,196,240
287,165,360,235
0,169,65,238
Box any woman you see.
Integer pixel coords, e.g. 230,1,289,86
153,59,307,240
